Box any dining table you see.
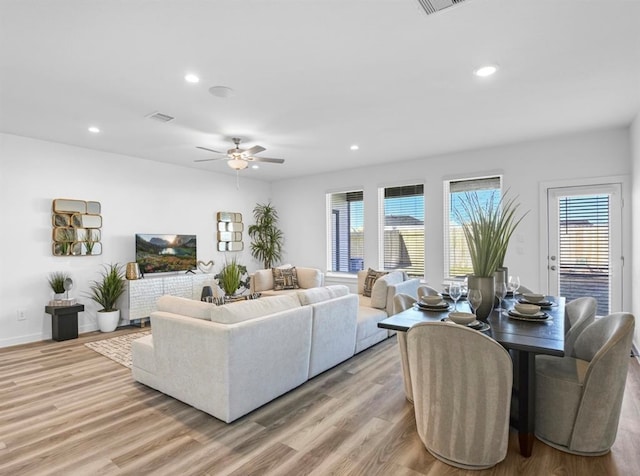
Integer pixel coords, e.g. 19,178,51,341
378,294,565,457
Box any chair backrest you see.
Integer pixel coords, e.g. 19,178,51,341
407,322,512,469
564,296,598,356
569,312,635,451
516,284,534,294
417,285,440,299
393,293,416,314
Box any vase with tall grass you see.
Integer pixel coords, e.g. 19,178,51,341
87,263,126,332
456,190,527,319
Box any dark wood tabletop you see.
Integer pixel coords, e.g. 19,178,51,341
379,295,566,458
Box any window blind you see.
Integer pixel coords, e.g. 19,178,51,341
380,184,424,277
558,194,610,315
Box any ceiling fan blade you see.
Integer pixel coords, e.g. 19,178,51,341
194,157,226,163
242,145,266,156
249,156,285,164
196,146,225,154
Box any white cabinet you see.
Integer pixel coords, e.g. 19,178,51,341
122,273,217,324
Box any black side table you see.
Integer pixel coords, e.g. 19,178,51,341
45,304,84,341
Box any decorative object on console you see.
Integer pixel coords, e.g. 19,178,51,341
455,190,527,320
363,268,388,297
135,234,197,274
87,263,126,332
217,213,243,251
272,266,299,290
125,262,142,280
197,260,215,273
51,198,102,256
248,202,283,269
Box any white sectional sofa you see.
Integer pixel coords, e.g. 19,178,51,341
132,285,357,423
249,266,324,297
355,269,420,353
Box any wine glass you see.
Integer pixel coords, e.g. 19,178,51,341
449,282,462,311
495,281,507,315
508,275,520,297
468,289,482,316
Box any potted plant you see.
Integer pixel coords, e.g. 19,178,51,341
87,263,126,332
215,258,250,297
248,202,284,269
455,190,527,319
48,271,70,299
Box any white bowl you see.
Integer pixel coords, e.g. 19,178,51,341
523,293,545,303
514,303,541,315
421,295,443,305
448,312,476,325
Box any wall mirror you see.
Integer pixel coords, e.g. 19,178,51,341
217,211,243,251
52,198,102,256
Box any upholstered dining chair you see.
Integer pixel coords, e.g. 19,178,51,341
564,296,598,356
393,293,417,402
407,322,512,470
535,312,635,455
417,285,440,300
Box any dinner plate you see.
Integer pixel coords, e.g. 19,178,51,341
441,317,490,332
517,298,553,307
417,302,450,311
508,310,549,321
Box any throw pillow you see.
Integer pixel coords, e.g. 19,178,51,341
363,268,388,297
272,266,299,290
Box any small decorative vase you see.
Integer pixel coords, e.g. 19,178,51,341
126,262,142,280
468,275,495,321
97,310,120,332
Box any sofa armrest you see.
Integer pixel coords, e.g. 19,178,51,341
386,278,420,315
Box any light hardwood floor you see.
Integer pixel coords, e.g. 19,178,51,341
1,328,639,475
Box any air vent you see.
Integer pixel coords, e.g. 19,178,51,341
146,111,175,123
416,0,469,15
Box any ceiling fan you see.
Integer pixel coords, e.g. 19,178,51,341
195,137,284,170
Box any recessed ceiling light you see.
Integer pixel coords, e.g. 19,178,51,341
209,86,235,98
350,145,359,151
88,126,100,133
185,73,200,83
251,164,259,169
474,65,498,77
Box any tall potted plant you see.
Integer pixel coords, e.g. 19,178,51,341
248,202,284,269
87,263,126,332
456,190,527,319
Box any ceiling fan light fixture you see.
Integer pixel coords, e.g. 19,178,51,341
227,158,248,170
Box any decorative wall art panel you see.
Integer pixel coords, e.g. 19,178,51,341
51,198,102,256
216,211,243,252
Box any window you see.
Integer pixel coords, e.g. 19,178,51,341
328,190,364,273
444,176,501,278
379,184,424,277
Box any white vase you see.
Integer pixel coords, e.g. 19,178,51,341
97,309,120,332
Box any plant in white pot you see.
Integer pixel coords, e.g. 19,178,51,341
87,263,126,332
455,190,527,319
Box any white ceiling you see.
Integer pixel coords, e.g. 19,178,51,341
2,0,640,181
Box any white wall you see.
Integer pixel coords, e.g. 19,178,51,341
630,113,640,347
271,126,632,311
0,133,272,347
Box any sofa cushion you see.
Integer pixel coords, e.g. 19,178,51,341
363,268,388,297
209,294,301,324
297,285,349,306
296,267,324,289
252,269,274,292
370,271,405,310
273,266,299,290
156,295,214,320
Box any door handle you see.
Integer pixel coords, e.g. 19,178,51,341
549,265,557,271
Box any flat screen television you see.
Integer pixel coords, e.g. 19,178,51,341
135,234,197,274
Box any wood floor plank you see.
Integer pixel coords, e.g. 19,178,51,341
0,328,638,475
